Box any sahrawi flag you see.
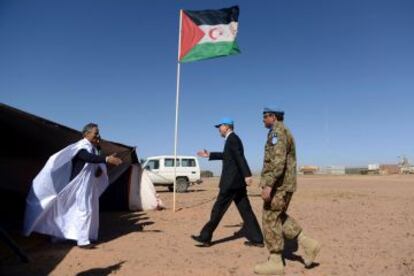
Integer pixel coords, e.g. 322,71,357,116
179,6,240,63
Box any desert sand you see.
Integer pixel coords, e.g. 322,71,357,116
1,175,414,275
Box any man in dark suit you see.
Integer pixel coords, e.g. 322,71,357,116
191,118,263,247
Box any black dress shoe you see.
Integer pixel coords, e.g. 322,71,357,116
191,235,212,247
244,241,265,248
78,244,96,250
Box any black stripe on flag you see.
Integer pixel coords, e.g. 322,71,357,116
184,6,239,26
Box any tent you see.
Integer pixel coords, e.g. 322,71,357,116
0,103,145,230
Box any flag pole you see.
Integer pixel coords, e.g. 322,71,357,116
173,9,183,212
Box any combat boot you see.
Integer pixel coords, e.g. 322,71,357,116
297,232,321,267
254,253,284,275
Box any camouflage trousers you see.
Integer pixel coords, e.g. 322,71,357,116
262,190,302,254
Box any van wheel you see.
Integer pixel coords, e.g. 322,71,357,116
175,178,189,193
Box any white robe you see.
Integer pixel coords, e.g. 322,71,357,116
23,138,109,246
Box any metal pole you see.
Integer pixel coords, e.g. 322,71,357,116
173,10,183,212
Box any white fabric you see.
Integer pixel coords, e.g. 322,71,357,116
129,168,164,211
23,138,108,246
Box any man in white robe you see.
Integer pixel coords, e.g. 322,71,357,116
23,123,122,248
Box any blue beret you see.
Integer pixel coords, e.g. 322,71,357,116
263,107,284,115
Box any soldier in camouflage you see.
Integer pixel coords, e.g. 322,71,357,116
254,108,321,275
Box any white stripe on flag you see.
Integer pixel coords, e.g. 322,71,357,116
198,22,238,44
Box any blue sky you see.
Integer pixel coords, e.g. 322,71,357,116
1,0,413,174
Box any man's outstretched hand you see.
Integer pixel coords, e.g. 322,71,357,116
106,154,123,166
197,149,209,158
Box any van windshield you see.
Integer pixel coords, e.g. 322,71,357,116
146,160,160,170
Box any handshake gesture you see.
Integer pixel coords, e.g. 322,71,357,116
197,149,209,158
106,153,123,166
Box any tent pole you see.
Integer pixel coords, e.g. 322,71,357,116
173,10,183,212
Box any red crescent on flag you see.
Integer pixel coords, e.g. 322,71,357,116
208,28,222,40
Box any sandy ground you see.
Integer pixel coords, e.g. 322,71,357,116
1,175,414,276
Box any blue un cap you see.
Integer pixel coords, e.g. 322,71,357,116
214,117,234,128
263,107,284,116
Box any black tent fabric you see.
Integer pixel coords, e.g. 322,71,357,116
0,103,141,230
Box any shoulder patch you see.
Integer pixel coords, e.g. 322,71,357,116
271,133,278,145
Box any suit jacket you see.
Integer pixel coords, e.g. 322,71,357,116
209,132,252,191
70,149,106,181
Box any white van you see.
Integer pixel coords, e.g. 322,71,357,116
142,155,202,193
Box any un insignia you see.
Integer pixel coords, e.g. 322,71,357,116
271,134,278,145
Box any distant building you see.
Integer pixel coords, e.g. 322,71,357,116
368,164,380,170
319,166,346,175
401,166,414,174
379,164,400,175
345,167,368,175
367,164,380,175
399,156,414,174
299,166,319,175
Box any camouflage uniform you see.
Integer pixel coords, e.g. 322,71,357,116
260,121,302,254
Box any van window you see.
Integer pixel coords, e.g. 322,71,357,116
147,160,160,170
181,158,196,167
165,158,180,167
